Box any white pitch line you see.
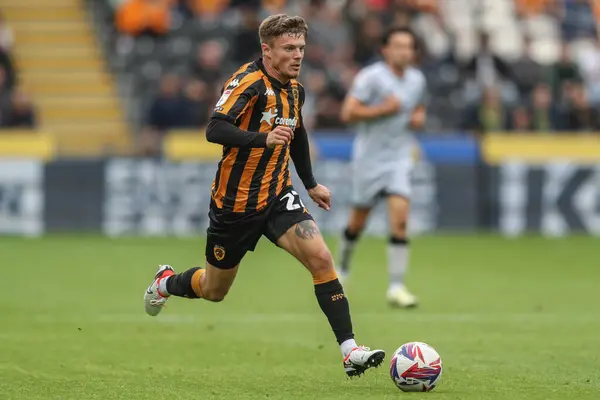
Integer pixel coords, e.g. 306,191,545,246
27,312,600,324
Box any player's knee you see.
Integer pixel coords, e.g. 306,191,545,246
307,247,334,278
391,217,408,236
348,212,368,234
343,226,362,242
346,221,365,236
202,287,228,302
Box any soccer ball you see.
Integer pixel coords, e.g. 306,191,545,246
389,342,443,392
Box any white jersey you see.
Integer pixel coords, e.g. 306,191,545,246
348,61,426,167
347,62,426,205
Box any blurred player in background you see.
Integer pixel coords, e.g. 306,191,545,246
143,14,385,377
337,27,427,308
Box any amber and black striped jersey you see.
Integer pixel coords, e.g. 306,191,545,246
208,58,313,214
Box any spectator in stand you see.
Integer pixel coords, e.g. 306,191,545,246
139,74,187,155
514,0,549,16
0,13,15,91
261,0,286,13
0,65,12,125
560,0,596,41
230,6,262,65
512,37,544,98
185,0,230,18
121,0,600,135
530,83,562,132
301,0,350,58
510,105,532,131
351,13,384,66
0,12,14,52
462,86,510,133
546,42,581,101
315,92,344,129
463,31,514,90
593,0,600,29
181,78,210,128
560,82,600,131
3,88,36,128
577,35,600,107
115,0,171,37
190,40,226,104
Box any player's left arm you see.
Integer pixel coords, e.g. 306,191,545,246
290,85,331,210
290,119,317,190
291,119,331,211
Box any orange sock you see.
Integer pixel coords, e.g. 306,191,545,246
190,268,206,298
312,269,338,285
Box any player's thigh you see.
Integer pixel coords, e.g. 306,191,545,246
387,194,410,220
351,166,383,210
386,162,412,225
276,220,336,282
265,189,336,281
205,206,264,273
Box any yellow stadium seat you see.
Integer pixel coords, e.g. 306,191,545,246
0,130,56,160
483,133,600,164
164,130,222,161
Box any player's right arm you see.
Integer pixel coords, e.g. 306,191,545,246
340,70,400,124
206,74,292,148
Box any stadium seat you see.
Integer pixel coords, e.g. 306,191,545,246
164,129,222,161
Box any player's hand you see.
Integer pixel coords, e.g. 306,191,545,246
308,184,331,211
378,95,401,117
266,126,294,148
410,107,426,130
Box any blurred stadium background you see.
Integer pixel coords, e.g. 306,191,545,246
2,1,600,399
0,0,599,237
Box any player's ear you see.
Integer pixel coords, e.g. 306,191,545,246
261,42,270,57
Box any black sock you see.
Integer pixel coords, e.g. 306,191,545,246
339,228,360,273
344,228,360,241
315,279,354,344
166,267,202,298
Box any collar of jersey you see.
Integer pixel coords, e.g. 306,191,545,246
256,58,292,90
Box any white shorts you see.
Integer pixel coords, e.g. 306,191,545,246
350,158,414,207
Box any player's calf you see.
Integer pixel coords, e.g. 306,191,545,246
162,267,205,299
386,195,417,306
145,263,237,313
337,207,370,280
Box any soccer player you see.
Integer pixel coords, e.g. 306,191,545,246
337,27,427,308
143,14,385,377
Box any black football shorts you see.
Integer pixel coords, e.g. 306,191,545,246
205,186,314,269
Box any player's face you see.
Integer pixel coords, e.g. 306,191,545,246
383,33,414,70
264,34,305,80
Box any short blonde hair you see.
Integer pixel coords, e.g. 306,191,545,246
258,14,308,46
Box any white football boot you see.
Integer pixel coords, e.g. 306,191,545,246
387,284,418,308
144,265,175,316
343,346,386,377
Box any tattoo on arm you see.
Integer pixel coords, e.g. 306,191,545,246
294,220,321,240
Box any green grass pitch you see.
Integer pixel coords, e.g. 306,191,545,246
2,234,599,399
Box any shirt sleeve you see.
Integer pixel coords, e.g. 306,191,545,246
347,69,375,104
290,110,317,190
212,74,262,124
205,118,267,148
